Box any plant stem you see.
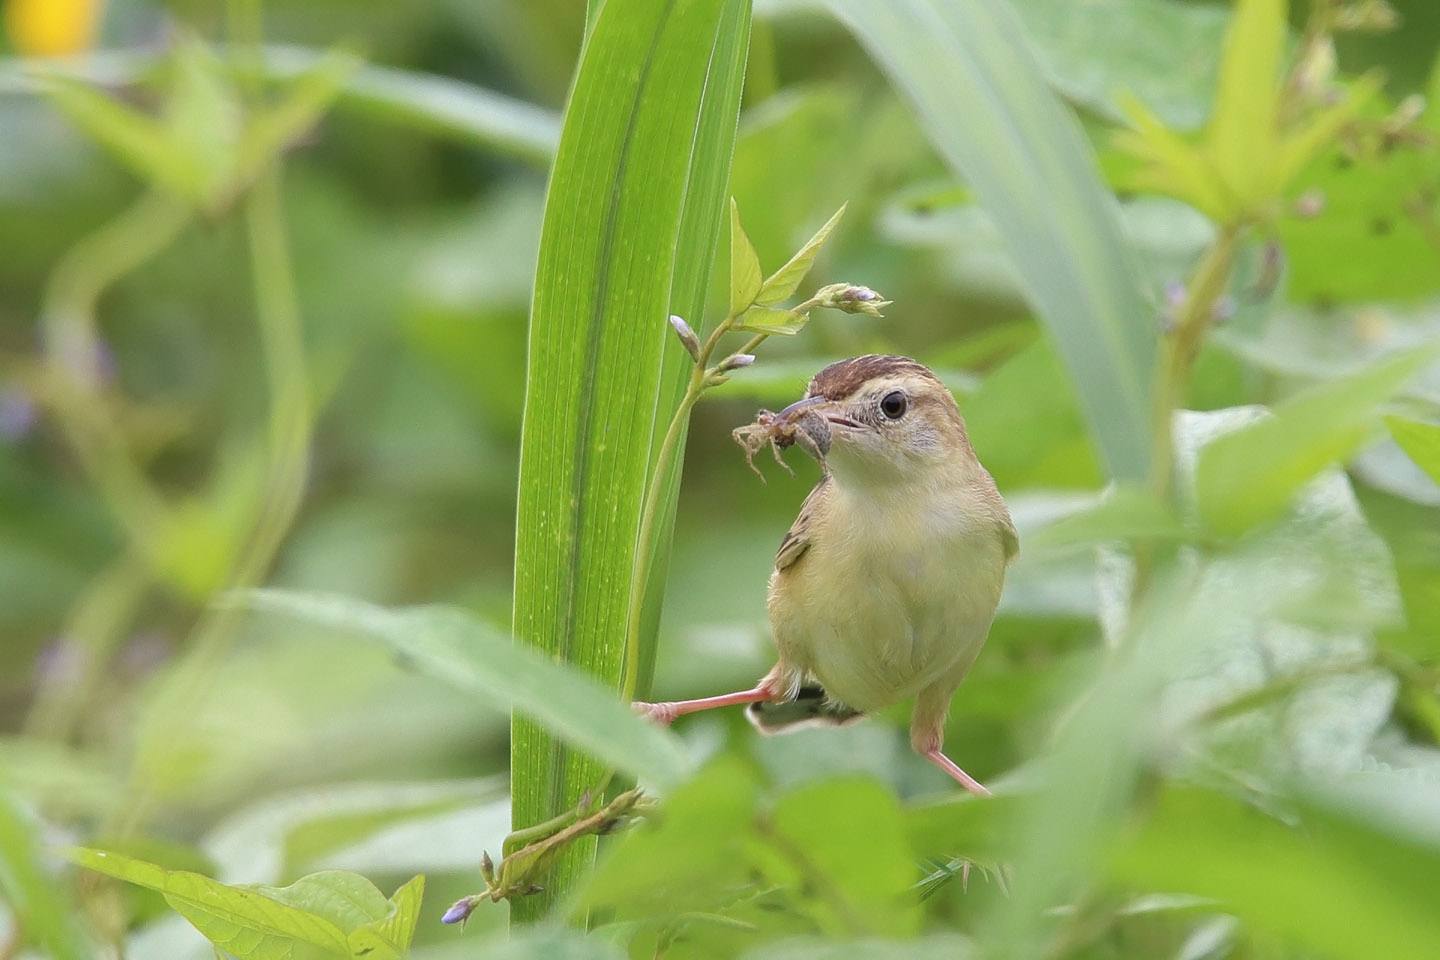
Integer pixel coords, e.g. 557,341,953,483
1147,225,1242,505
38,190,190,556
619,314,739,701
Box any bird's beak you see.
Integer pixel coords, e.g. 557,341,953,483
777,396,861,431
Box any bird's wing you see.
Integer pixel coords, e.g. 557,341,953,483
1001,516,1020,563
775,475,831,571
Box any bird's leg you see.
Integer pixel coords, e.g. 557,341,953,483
911,698,991,798
633,681,780,726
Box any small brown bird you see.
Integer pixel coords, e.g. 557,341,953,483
635,355,1017,795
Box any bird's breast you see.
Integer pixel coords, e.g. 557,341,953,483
768,481,1007,712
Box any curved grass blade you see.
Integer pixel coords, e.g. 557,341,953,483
241,590,691,790
513,0,751,921
825,0,1155,483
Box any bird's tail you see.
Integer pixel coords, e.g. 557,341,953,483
745,685,866,735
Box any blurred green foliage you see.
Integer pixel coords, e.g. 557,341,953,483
1,0,1439,959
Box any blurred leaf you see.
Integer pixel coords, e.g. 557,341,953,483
263,47,560,163
731,197,765,313
1196,345,1440,536
762,779,919,937
1208,0,1283,206
70,847,422,959
232,48,360,197
40,73,206,199
1028,485,1187,548
578,757,758,916
243,590,691,790
0,786,94,960
755,202,846,306
202,779,508,883
1386,416,1440,487
1112,787,1440,960
1277,141,1440,304
962,338,1103,490
740,934,975,960
827,0,1155,484
1011,0,1227,130
512,0,750,921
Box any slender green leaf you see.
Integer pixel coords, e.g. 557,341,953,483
1196,346,1440,536
755,202,846,306
825,0,1154,483
730,197,764,313
241,590,690,790
514,0,751,921
633,0,753,702
1387,416,1440,487
736,305,807,335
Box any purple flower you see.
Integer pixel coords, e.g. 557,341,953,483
441,897,477,925
0,386,36,442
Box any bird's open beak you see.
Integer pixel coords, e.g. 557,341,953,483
777,396,861,430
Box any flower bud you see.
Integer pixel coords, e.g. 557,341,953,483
719,353,755,372
1293,189,1326,219
669,315,700,361
441,896,479,925
813,283,892,317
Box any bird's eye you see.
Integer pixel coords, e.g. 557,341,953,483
880,390,907,420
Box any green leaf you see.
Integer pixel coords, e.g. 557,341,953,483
1387,416,1440,487
730,197,764,314
242,590,690,790
755,202,846,306
68,847,414,959
40,73,206,200
1196,346,1440,536
512,0,750,922
348,875,425,960
1112,787,1440,960
762,779,920,937
736,305,807,335
1206,0,1284,207
826,0,1155,483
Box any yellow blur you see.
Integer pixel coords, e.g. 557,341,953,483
5,0,105,57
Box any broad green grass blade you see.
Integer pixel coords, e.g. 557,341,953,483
633,0,752,699
513,0,751,921
825,0,1156,483
242,590,690,789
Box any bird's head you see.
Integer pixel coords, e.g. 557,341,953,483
776,355,978,489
